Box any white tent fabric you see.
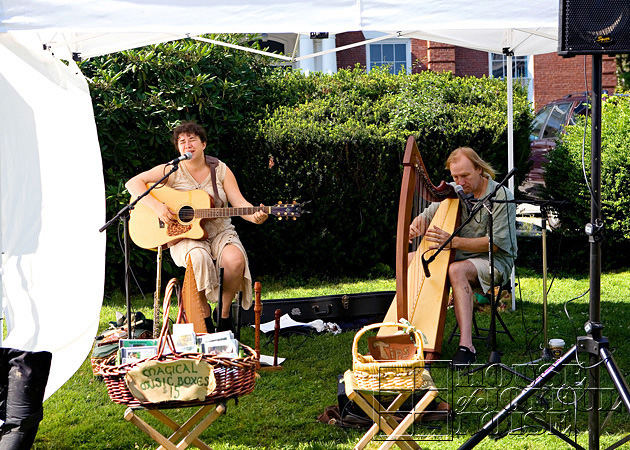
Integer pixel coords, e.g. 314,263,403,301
0,32,106,399
1,1,559,58
0,0,561,400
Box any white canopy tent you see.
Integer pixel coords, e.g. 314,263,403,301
1,0,560,399
2,1,558,58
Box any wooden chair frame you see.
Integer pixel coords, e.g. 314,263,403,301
124,403,226,450
343,370,439,450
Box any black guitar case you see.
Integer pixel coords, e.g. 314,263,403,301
233,291,394,329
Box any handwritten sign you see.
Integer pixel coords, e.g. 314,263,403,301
125,359,216,403
367,334,418,361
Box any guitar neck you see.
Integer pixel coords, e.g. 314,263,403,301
195,206,268,219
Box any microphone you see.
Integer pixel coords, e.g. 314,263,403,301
452,183,473,212
167,152,192,165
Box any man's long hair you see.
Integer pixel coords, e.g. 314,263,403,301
446,147,496,180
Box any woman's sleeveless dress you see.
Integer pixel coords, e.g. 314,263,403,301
166,159,253,309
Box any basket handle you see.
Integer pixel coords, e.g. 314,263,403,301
156,278,181,358
352,321,424,363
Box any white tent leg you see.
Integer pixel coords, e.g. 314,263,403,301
506,51,517,311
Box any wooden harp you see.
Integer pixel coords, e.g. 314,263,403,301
380,136,459,359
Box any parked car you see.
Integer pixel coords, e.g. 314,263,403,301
516,92,597,230
518,92,590,200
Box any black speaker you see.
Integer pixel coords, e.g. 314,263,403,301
558,0,630,56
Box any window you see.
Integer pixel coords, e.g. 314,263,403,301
367,40,410,74
530,103,573,140
490,53,529,79
530,104,551,140
489,52,533,102
531,98,590,141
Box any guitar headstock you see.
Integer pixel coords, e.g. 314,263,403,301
269,201,306,220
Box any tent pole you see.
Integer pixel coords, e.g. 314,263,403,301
504,48,517,311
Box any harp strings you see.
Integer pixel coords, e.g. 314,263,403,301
408,167,449,319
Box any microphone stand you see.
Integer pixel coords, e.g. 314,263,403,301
466,190,528,380
99,162,184,338
524,204,553,364
516,198,566,364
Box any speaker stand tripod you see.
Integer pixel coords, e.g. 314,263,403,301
459,54,630,450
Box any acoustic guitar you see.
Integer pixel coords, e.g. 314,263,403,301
129,185,302,249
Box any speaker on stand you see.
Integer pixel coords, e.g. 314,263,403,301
559,0,630,56
459,2,630,449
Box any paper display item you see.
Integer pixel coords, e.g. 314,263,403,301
173,323,195,335
121,346,158,365
201,330,234,342
172,323,197,353
118,339,158,348
202,339,239,358
173,333,197,353
196,330,234,347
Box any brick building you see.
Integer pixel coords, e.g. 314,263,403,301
334,32,617,110
264,32,617,111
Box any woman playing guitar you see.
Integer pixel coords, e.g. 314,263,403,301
125,122,268,332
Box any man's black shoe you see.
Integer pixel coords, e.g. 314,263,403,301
451,346,476,369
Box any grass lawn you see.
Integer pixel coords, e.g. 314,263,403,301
33,267,630,449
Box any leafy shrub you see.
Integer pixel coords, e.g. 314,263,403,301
82,43,533,293
545,95,630,268
237,67,532,280
81,36,273,292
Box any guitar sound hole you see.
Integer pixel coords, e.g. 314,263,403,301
178,206,194,224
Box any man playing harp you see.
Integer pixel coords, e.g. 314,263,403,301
409,147,518,366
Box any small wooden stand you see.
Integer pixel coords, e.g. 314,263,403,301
124,403,225,450
254,282,262,369
254,284,284,372
258,309,283,372
343,370,438,450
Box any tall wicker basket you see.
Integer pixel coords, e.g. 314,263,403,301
352,321,427,391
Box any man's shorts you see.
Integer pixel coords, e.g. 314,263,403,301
467,257,503,294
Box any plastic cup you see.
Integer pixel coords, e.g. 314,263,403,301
549,338,565,359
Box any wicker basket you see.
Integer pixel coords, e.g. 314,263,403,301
101,278,257,409
352,321,426,391
91,353,116,377
91,329,152,377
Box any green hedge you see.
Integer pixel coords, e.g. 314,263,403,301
80,37,272,292
81,41,533,293
235,68,532,280
545,94,630,269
